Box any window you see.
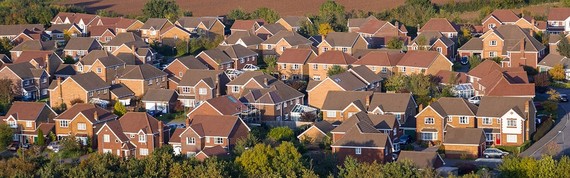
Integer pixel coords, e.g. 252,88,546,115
103,134,110,142
401,67,406,72
424,117,434,124
421,132,437,140
23,80,30,86
381,67,387,74
8,120,16,128
342,48,347,53
267,45,272,49
482,118,492,125
148,79,153,85
42,77,47,83
105,36,112,42
186,137,195,145
214,137,223,144
139,135,146,142
507,119,517,127
78,51,85,56
232,86,239,93
312,64,318,70
281,64,287,69
395,114,402,122
182,87,191,93
77,123,86,130
322,64,328,69
326,111,337,117
281,46,286,52
240,58,245,64
355,148,362,155
150,30,157,35
186,152,196,157
42,89,48,95
140,148,149,156
447,117,452,122
199,88,207,95
103,149,112,153
323,47,328,52
313,76,321,81
485,133,493,142
488,23,496,29
347,112,355,117
489,51,497,57
459,116,468,124
507,135,517,143
26,121,32,127
489,40,497,46
60,120,69,128
292,64,299,70
436,47,442,53
179,72,183,77
206,136,210,143
78,65,83,72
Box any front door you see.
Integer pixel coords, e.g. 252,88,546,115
495,134,501,145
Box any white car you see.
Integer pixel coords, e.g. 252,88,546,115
468,96,481,105
47,141,60,152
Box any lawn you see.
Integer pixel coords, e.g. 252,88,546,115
157,112,187,123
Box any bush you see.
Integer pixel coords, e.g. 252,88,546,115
267,127,294,142
533,118,554,142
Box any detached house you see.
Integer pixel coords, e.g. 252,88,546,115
1,102,57,144
317,32,369,55
140,18,173,42
276,16,311,31
12,51,63,76
260,31,312,55
10,40,57,60
54,103,118,146
0,63,50,100
348,16,408,48
46,24,83,42
230,20,263,34
117,64,168,97
106,32,156,65
160,25,193,46
476,97,535,146
547,8,570,34
396,50,453,75
538,53,570,80
332,112,400,151
163,56,209,88
169,115,249,157
277,48,317,80
49,72,111,108
88,26,116,43
186,95,248,122
197,45,258,70
468,60,534,97
407,31,455,60
352,51,404,78
220,31,264,49
306,50,358,81
141,89,178,114
177,69,230,107
255,23,287,40
113,18,144,34
0,24,44,41
97,112,168,158
418,18,459,41
176,17,225,36
321,91,373,123
415,97,478,143
63,37,103,60
481,10,520,32
50,12,100,34
77,50,126,83
367,92,417,133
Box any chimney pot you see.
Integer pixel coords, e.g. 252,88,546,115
263,78,268,86
158,121,164,146
94,111,98,121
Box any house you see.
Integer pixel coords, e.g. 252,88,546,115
396,50,453,75
106,33,156,65
0,54,11,68
547,34,570,55
48,72,111,108
110,83,135,106
467,60,534,97
348,16,408,48
306,50,358,80
11,50,63,76
320,91,373,123
0,24,44,40
297,121,334,144
433,70,474,99
458,25,546,68
407,31,455,60
317,32,369,55
220,31,264,49
186,95,248,122
10,40,57,59
169,115,249,157
367,92,417,134
538,53,570,80
230,20,263,34
88,25,116,43
50,12,100,34
104,32,145,53
139,18,173,42
46,24,83,42
276,16,311,31
163,56,209,88
443,127,486,159
196,48,234,70
176,69,229,107
476,96,535,146
418,18,459,40
1,102,57,144
114,18,144,34
481,10,519,32
352,51,404,78
195,145,229,161
0,63,49,100
255,23,287,40
11,29,50,45
63,37,103,60
415,97,478,143
217,45,259,70
260,31,312,55
160,25,193,46
97,112,168,158
330,114,393,163
396,151,445,169
277,48,317,80
53,103,118,146
77,50,126,83
116,64,168,97
176,17,225,36
141,89,178,114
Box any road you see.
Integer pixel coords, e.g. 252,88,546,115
521,88,570,158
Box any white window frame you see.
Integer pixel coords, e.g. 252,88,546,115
507,119,517,127
198,88,207,95
186,137,195,145
424,117,434,124
381,67,387,73
312,64,318,70
8,120,17,128
214,137,223,144
182,87,191,93
355,148,362,155
422,132,437,140
103,134,110,142
292,64,299,70
326,111,337,118
459,116,468,124
60,120,69,128
26,121,32,127
232,86,239,93
482,117,492,125
485,133,493,142
77,123,87,130
140,148,149,155
507,135,517,143
489,51,497,57
436,47,442,53
138,134,146,143
489,40,497,46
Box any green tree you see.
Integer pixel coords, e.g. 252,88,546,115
318,0,347,32
468,55,482,70
58,135,84,158
235,142,308,177
0,79,18,112
318,23,334,37
558,34,570,58
385,74,408,92
459,26,472,45
386,37,404,50
549,64,566,81
327,65,347,76
562,0,570,7
234,133,259,156
267,126,294,142
251,7,279,23
0,38,14,55
96,10,120,17
416,36,428,50
36,129,45,146
263,55,278,74
175,39,189,56
142,0,180,22
113,101,127,117
227,8,250,20
0,123,13,149
298,20,318,38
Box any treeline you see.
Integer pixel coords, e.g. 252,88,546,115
0,0,84,26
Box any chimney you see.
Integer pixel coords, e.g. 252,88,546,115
93,111,98,121
417,24,421,32
419,104,424,111
524,101,529,113
263,78,268,86
395,21,399,28
520,38,526,59
57,77,63,103
45,54,50,74
158,121,164,146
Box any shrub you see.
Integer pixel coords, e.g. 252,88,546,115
267,127,294,142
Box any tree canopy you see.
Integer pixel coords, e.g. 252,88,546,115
142,0,180,22
318,23,334,37
549,64,566,81
558,35,570,58
251,7,280,24
113,101,127,117
386,37,404,50
327,65,347,76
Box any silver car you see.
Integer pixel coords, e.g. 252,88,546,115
483,148,509,158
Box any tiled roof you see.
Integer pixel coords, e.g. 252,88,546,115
262,31,311,45
80,50,125,67
171,56,209,70
178,69,224,87
141,89,177,102
467,59,502,78
11,40,57,51
203,96,247,115
200,48,233,65
0,24,43,36
56,103,116,122
397,151,443,169
444,127,485,145
68,72,110,91
64,37,100,51
217,44,257,59
548,8,570,21
322,32,362,47
231,20,261,30
177,17,220,29
348,65,382,84
2,102,52,121
353,51,404,66
258,23,287,35
322,91,372,110
110,84,134,98
434,70,469,84
485,10,519,23
458,38,483,51
538,53,570,68
105,32,146,47
419,18,459,33
277,48,314,64
477,96,532,117
397,50,441,68
223,31,263,46
280,16,309,27
331,120,389,148
308,50,357,65
188,115,243,137
2,62,46,79
140,18,170,30
119,64,167,80
412,31,454,47
427,97,478,116
117,112,161,134
368,93,413,113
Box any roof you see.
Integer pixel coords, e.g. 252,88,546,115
140,18,170,30
331,119,389,148
105,32,146,47
444,128,485,145
13,51,53,66
427,97,478,117
397,50,442,68
55,103,116,122
141,89,177,102
353,51,404,66
262,31,312,45
355,19,391,34
368,93,414,113
46,24,76,33
88,25,115,36
79,50,125,67
258,23,287,35
326,71,369,91
169,128,185,143
477,96,532,117
313,121,335,134
177,17,220,29
188,115,244,137
468,60,502,78
434,70,469,84
67,72,110,91
217,45,257,59
11,40,57,51
226,71,271,86
171,56,209,70
202,95,247,115
333,112,397,133
117,112,162,134
485,10,520,23
348,16,379,28
110,84,134,98
458,38,483,51
0,24,43,36
2,102,52,121
119,64,167,80
348,65,382,84
115,18,139,29
487,25,545,53
198,145,228,158
419,18,458,33
279,16,309,27
308,50,357,65
538,53,570,68
321,91,373,111
178,69,224,87
54,64,77,76
478,68,534,97
412,31,454,47
200,48,233,65
64,37,100,51
397,151,443,169
322,32,362,47
240,81,304,104
231,20,261,30
548,8,570,21
277,48,314,64
2,62,46,79
223,31,263,46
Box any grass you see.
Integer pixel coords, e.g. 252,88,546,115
157,112,187,123
496,141,531,155
550,81,570,89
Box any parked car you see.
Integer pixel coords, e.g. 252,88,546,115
460,56,469,65
6,142,19,151
483,148,509,158
468,96,481,105
560,94,568,102
147,110,163,117
398,135,411,144
536,114,548,125
47,141,60,151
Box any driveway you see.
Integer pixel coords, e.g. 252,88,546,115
443,158,503,169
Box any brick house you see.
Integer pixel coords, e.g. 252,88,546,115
297,121,334,144
443,127,486,159
141,89,178,114
196,48,234,70
10,40,57,60
367,92,417,134
110,42,157,65
1,102,57,144
348,16,408,48
330,116,393,163
88,26,116,43
63,37,103,61
277,48,317,80
160,25,192,46
186,95,249,122
176,69,229,107
396,50,453,76
76,50,126,83
306,51,358,81
11,51,63,76
352,51,404,78
139,18,172,43
467,60,534,97
97,112,168,158
116,64,168,97
317,32,369,55
46,24,83,42
163,56,209,85
418,18,459,41
50,12,100,34
537,53,570,80
0,24,44,41
53,103,118,146
320,91,373,123
230,20,263,34
547,8,570,34
333,112,400,151
396,151,445,169
0,62,50,100
260,31,312,55
276,16,311,31
220,31,264,49
217,45,259,70
407,31,456,60
481,10,520,32
114,18,144,34
476,97,535,146
255,23,287,40
415,97,478,143
48,72,111,108
176,17,225,36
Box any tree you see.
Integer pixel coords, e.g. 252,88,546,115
543,100,558,116
0,79,18,112
459,26,472,45
263,55,278,74
318,23,334,37
468,55,482,70
318,0,347,32
298,20,318,38
558,34,570,58
251,7,279,23
267,127,294,142
549,64,566,81
563,0,570,7
416,36,428,50
36,129,45,146
175,39,189,56
227,8,250,20
327,65,347,76
385,74,408,92
113,101,127,117
0,38,14,55
142,0,180,22
386,37,404,50
535,72,550,87
234,133,259,156
0,123,13,149
235,142,308,177
70,98,84,106
96,10,120,17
